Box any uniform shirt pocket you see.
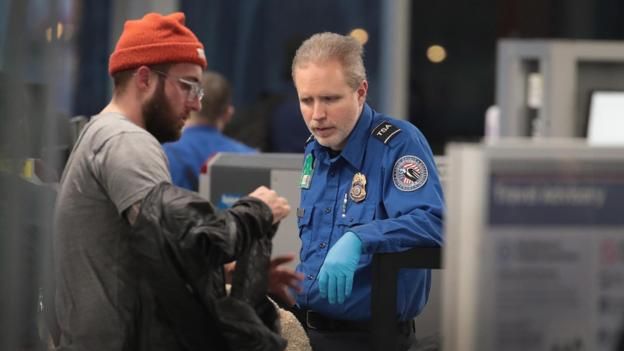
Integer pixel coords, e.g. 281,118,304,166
297,206,314,257
336,204,376,228
296,206,313,228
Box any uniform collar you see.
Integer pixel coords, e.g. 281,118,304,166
338,103,373,170
312,103,373,171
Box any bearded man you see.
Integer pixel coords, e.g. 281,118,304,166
53,12,296,351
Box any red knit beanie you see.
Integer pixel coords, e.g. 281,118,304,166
108,12,207,75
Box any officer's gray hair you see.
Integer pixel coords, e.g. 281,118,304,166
291,32,367,90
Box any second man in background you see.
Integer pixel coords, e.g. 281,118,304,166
164,71,256,191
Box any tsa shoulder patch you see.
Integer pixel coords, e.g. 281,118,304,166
392,155,428,191
372,121,401,144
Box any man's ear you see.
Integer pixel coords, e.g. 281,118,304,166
221,105,235,125
356,80,368,105
134,66,153,90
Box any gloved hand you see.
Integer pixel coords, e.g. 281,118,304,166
318,231,362,304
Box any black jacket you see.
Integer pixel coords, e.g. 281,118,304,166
130,182,286,351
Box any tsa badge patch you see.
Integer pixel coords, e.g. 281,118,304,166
392,155,428,191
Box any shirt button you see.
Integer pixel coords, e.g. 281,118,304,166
319,242,327,249
330,171,335,177
324,207,331,214
307,274,314,280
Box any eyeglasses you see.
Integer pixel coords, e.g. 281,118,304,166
151,69,204,102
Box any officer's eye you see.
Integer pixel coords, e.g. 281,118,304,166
322,96,340,103
300,97,313,105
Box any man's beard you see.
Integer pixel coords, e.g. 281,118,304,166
143,81,182,143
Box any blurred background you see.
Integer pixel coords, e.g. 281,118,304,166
2,0,624,349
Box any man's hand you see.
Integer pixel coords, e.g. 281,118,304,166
318,232,362,304
223,261,236,284
224,254,304,305
248,186,291,224
268,254,304,306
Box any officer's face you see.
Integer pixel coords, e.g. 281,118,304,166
294,59,367,151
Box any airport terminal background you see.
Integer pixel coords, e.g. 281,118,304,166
2,0,624,350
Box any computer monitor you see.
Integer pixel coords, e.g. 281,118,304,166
587,90,624,145
199,153,304,266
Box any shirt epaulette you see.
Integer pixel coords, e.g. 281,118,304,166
371,121,401,144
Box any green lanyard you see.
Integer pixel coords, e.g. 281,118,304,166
299,153,314,189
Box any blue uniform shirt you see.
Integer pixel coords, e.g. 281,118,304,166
163,125,256,191
295,104,444,321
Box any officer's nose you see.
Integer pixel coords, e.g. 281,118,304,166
312,101,326,121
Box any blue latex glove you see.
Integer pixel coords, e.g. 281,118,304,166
318,231,362,304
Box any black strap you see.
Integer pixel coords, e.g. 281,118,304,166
288,307,414,335
288,308,369,332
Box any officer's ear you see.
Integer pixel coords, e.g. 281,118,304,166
356,80,368,105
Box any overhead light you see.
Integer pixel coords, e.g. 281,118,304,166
349,28,369,45
426,45,447,63
57,22,64,40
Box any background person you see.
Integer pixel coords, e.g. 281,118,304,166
163,70,256,191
